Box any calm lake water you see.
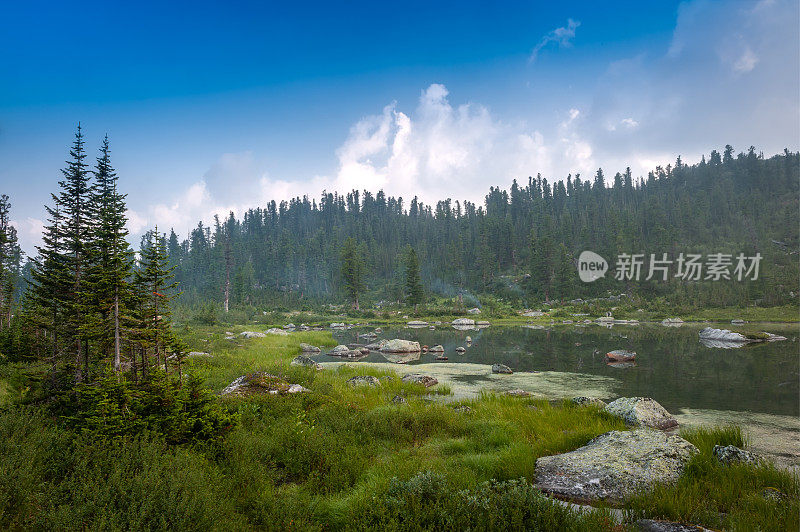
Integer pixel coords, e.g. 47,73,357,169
323,323,800,417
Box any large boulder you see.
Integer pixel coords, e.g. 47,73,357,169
605,397,678,429
535,429,698,502
330,344,352,354
299,343,321,353
365,339,388,350
492,363,513,374
346,375,381,387
221,372,308,397
291,355,322,370
380,339,421,353
401,373,438,387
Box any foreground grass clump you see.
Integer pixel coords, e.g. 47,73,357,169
627,425,799,531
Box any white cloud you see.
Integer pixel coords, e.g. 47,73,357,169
732,45,758,73
529,18,581,62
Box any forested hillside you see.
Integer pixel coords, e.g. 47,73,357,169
167,146,799,309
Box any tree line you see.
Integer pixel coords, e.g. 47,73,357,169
164,146,798,310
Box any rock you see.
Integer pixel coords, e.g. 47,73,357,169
465,336,472,343
365,339,388,350
455,346,466,353
265,328,289,336
661,318,684,327
346,375,381,387
239,331,266,338
358,332,378,339
291,355,322,370
328,344,365,358
381,352,420,364
380,339,421,353
453,405,472,414
299,343,321,353
713,445,761,465
330,344,351,354
605,397,678,429
731,319,745,325
283,323,296,329
699,327,748,343
407,320,428,327
492,363,513,374
534,428,698,502
467,307,481,315
374,327,383,333
452,318,475,326
606,350,636,362
330,322,346,328
506,389,531,397
392,394,407,404
428,344,444,352
401,373,439,387
287,384,310,394
761,487,787,502
699,327,787,348
636,519,712,531
221,372,294,397
572,396,607,407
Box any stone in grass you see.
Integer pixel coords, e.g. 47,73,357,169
290,355,322,370
299,343,321,353
401,373,438,388
492,363,513,374
346,375,381,387
534,428,698,502
604,397,678,429
506,389,532,397
572,396,607,407
392,394,407,404
452,405,472,414
221,372,308,397
713,445,761,465
239,331,266,338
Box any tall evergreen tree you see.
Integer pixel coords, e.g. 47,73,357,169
404,247,424,310
340,237,365,309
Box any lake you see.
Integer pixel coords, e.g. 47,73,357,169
317,322,800,468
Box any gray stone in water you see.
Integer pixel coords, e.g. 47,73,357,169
428,344,445,352
401,373,438,388
365,339,388,350
330,344,351,354
452,318,475,326
291,355,322,370
492,363,513,374
465,336,472,343
347,375,381,387
456,346,466,353
713,445,761,465
572,396,607,407
534,428,698,502
605,397,678,429
380,339,421,353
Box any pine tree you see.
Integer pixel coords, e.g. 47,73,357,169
340,237,365,309
86,136,134,371
0,195,22,329
404,247,424,311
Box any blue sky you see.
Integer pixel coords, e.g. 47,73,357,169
1,0,798,253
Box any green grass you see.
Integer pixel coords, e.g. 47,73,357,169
1,327,796,530
627,425,799,531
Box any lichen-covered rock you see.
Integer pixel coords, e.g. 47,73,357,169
606,350,636,362
506,389,531,397
535,429,698,502
713,445,761,465
452,318,475,326
239,331,266,338
492,363,513,374
291,355,322,370
401,373,438,387
221,372,293,396
605,397,678,429
266,328,289,336
365,339,388,350
379,339,421,352
572,396,607,407
283,323,296,329
299,343,321,353
346,375,381,387
287,384,310,394
330,344,351,354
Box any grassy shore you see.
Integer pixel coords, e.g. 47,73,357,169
0,327,796,530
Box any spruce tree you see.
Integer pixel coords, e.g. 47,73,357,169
404,247,424,311
340,237,365,309
0,195,22,329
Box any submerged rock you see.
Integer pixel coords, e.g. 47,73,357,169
534,428,698,502
402,373,439,387
346,375,381,387
572,396,607,407
605,397,678,429
456,346,466,353
492,363,513,374
380,339,421,353
699,327,788,348
428,344,445,352
291,355,322,370
713,445,761,465
299,343,321,353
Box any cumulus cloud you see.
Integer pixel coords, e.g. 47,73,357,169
529,18,581,62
